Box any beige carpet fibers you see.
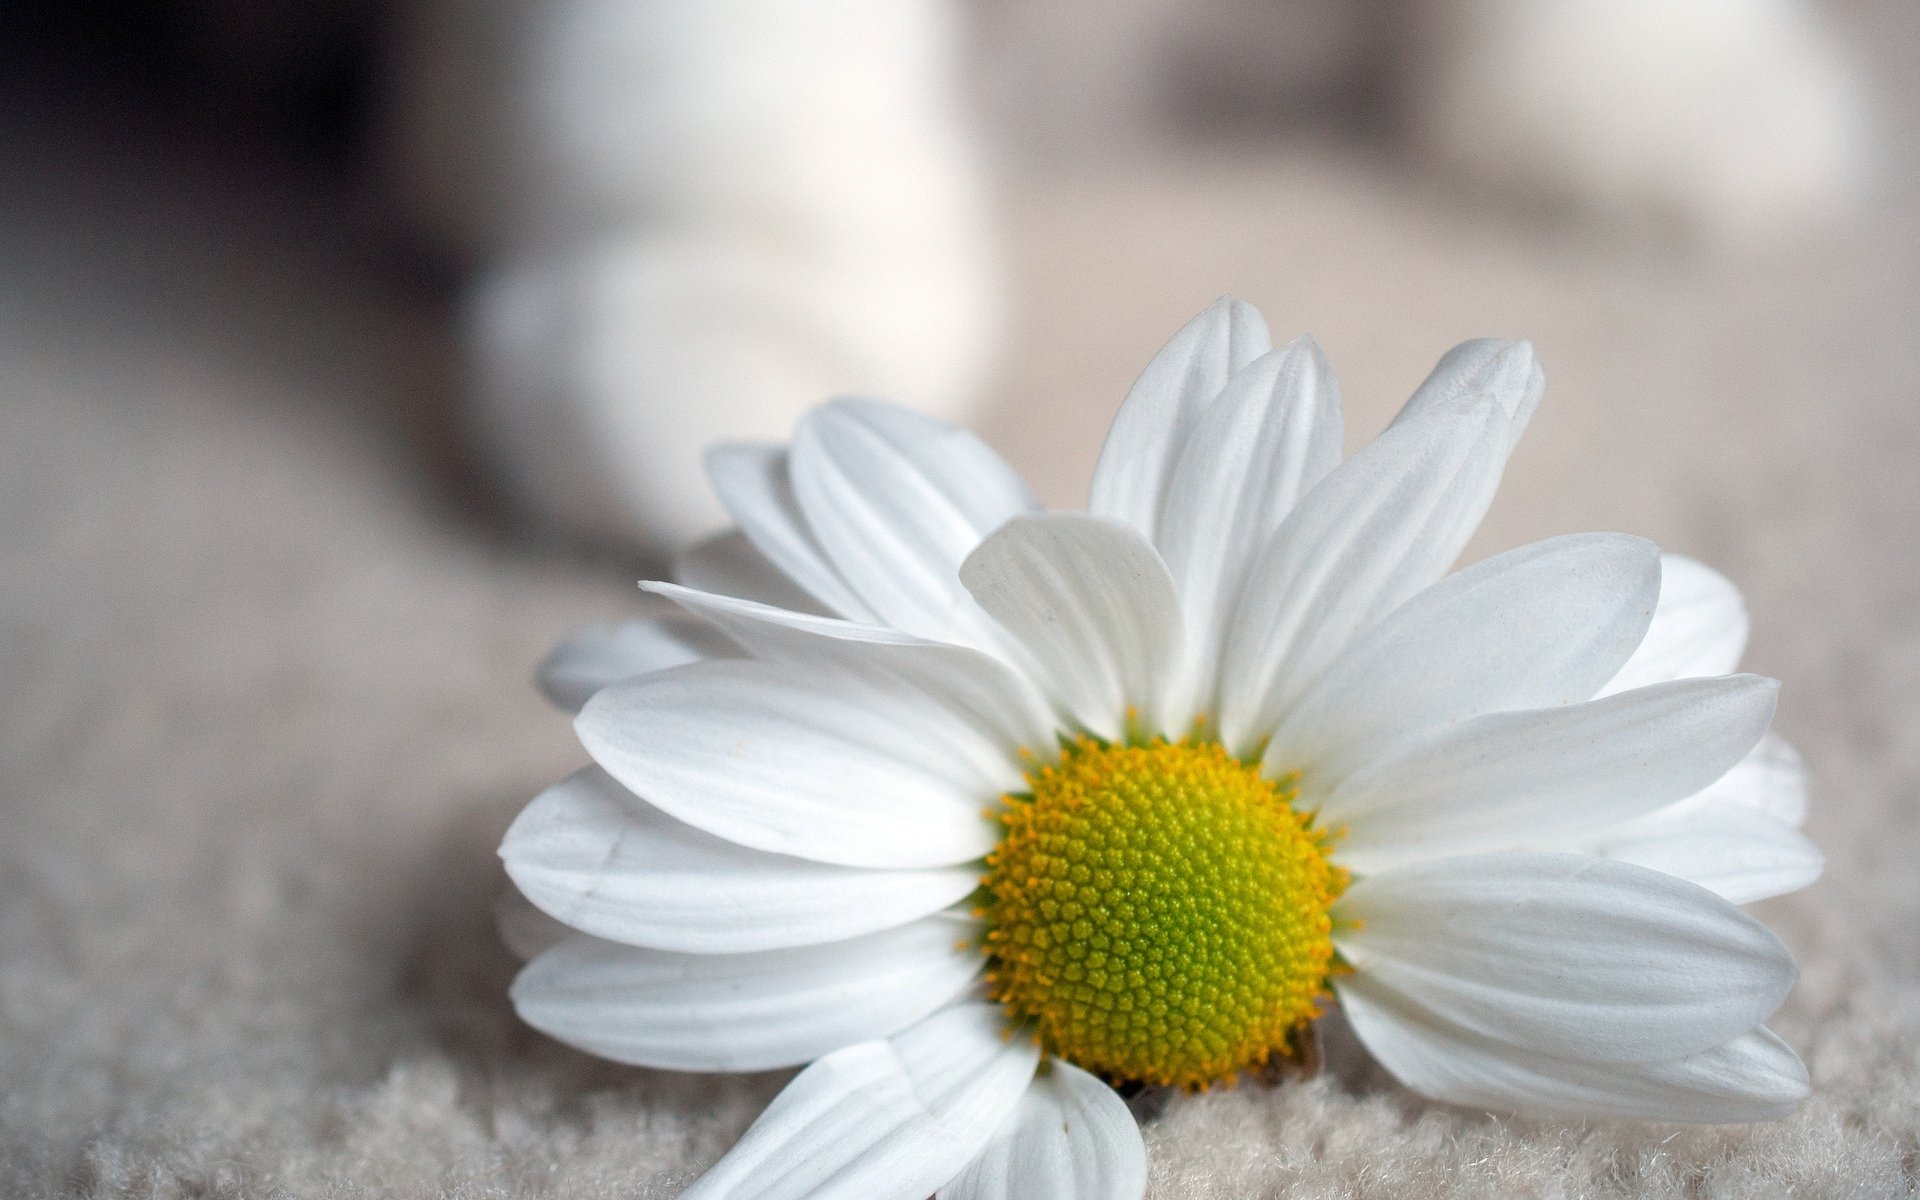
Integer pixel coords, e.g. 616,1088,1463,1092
5,15,1920,1196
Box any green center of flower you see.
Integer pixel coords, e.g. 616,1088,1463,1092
980,736,1345,1089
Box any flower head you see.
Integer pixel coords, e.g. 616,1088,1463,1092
502,299,1822,1199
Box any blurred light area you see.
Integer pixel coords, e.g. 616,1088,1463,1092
0,0,1913,549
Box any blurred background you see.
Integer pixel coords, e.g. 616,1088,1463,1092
2,1,1917,1195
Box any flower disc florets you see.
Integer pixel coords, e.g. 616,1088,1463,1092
981,735,1346,1089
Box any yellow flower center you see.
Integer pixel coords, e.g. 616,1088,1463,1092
981,736,1345,1090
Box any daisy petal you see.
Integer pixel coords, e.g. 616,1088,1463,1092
1587,802,1824,905
1703,733,1810,826
1089,296,1272,538
536,611,738,714
512,915,983,1073
578,659,1013,868
1270,533,1662,787
675,528,831,615
1333,854,1797,1065
707,443,875,620
501,767,981,953
647,581,921,654
788,399,1039,649
959,514,1186,740
823,399,1041,533
1156,337,1344,688
937,1059,1147,1200
1326,675,1779,873
645,582,1058,755
1338,979,1808,1122
1217,396,1511,752
1390,338,1545,448
1600,554,1749,696
682,1003,1040,1200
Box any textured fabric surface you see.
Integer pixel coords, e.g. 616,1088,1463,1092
5,20,1920,1200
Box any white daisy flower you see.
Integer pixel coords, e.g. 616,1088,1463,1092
502,299,1822,1199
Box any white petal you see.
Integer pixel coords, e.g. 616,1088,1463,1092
1391,338,1545,449
1088,297,1272,538
1574,733,1809,834
1155,337,1344,698
817,399,1039,536
1338,979,1808,1122
645,582,1059,756
578,659,1012,868
1701,733,1810,826
676,528,831,615
683,1003,1040,1200
938,1060,1146,1200
1216,396,1511,751
706,442,876,620
502,767,982,953
788,399,1039,649
1600,554,1749,696
536,611,737,714
959,514,1186,740
512,915,984,1072
1586,802,1824,905
496,886,571,961
1333,854,1797,1065
1326,676,1779,873
1269,533,1662,787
